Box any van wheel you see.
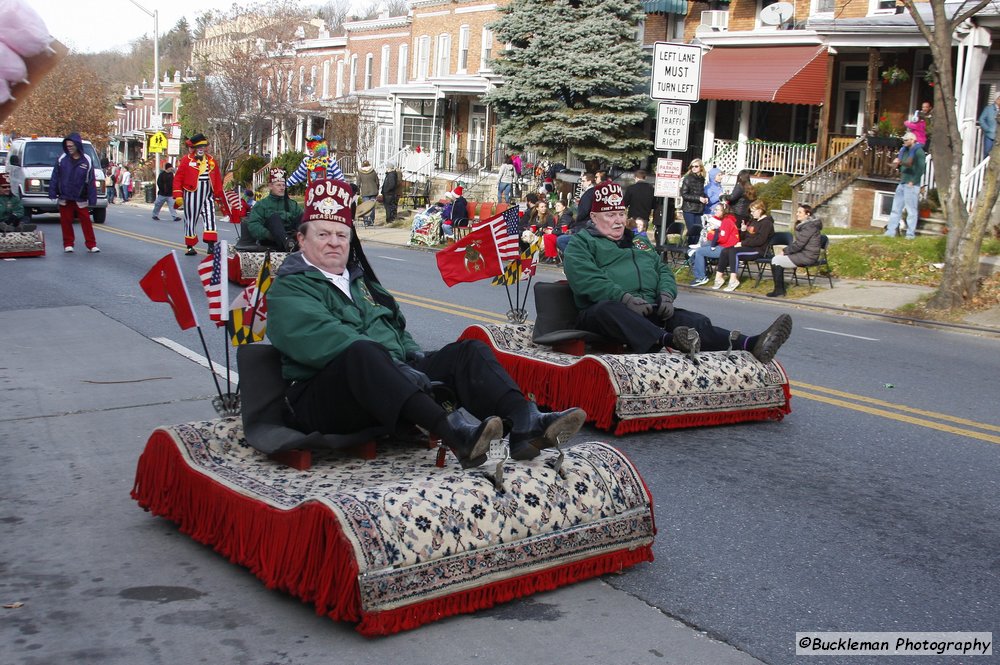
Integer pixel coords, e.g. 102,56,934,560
93,208,106,224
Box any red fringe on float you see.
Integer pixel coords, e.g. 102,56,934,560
459,327,792,435
131,429,654,637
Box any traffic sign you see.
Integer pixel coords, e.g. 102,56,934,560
654,102,691,152
654,157,683,198
149,131,167,153
650,42,702,103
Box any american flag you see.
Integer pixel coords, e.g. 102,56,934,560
198,240,229,325
484,207,521,263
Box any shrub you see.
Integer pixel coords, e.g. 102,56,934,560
754,174,794,213
270,151,306,194
231,154,268,189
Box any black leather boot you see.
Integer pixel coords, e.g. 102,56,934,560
508,402,586,460
751,314,793,364
439,411,503,469
766,266,786,297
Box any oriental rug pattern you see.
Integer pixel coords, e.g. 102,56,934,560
132,417,655,635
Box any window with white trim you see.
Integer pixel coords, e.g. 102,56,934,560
349,55,358,93
869,0,896,13
812,0,835,14
416,35,430,80
380,45,390,86
436,34,451,77
298,66,305,99
458,25,470,73
398,44,408,84
336,59,344,97
365,54,373,89
480,28,493,71
322,60,330,98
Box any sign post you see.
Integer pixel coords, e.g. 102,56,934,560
649,42,702,248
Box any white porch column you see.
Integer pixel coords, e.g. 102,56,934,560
294,117,305,151
305,115,314,140
702,99,717,163
959,26,991,175
736,100,751,173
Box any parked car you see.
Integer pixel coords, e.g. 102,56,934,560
5,137,108,223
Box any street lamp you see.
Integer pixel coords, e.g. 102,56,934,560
128,0,160,182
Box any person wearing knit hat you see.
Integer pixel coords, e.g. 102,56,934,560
562,179,793,364
172,133,229,255
285,134,345,188
265,180,586,470
245,168,304,252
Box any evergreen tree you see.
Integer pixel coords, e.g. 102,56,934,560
485,0,651,166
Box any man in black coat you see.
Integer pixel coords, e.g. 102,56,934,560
381,162,400,223
624,169,655,226
152,163,181,221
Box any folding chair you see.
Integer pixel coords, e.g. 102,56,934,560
793,234,833,288
660,221,689,268
752,231,792,287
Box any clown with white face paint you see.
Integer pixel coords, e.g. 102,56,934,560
172,133,229,255
562,180,793,363
285,134,345,188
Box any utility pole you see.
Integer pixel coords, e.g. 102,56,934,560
129,0,161,184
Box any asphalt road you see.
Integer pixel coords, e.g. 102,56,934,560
5,204,1000,664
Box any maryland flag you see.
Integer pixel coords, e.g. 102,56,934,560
492,234,542,286
226,254,273,345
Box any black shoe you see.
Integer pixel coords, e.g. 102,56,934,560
284,238,298,252
185,247,197,256
205,242,216,254
0,223,13,233
766,266,786,297
19,224,36,232
172,217,182,221
152,216,160,220
670,326,701,354
751,314,793,364
441,411,503,469
508,403,586,459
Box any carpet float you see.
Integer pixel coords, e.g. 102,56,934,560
131,417,655,636
460,323,791,435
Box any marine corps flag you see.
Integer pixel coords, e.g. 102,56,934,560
435,223,504,286
139,251,199,330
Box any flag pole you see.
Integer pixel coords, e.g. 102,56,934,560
223,326,232,395
195,324,225,402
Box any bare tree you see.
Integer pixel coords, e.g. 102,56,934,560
315,0,353,34
325,96,378,162
903,0,999,309
384,0,410,18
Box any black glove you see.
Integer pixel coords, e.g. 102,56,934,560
406,350,426,364
620,292,653,316
394,359,433,395
657,293,675,321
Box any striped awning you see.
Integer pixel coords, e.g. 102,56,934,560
641,0,688,16
699,45,829,105
158,98,173,113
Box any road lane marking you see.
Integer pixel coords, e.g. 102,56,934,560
791,388,1000,445
153,337,239,384
791,380,1000,433
377,255,406,261
98,225,187,249
803,327,880,341
393,290,513,320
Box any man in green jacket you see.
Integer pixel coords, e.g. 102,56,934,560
246,169,304,252
0,172,34,232
563,180,792,362
266,179,585,469
883,132,927,240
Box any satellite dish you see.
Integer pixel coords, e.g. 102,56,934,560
760,2,794,25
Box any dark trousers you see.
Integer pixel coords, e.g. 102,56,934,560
383,194,398,222
286,339,521,436
718,247,762,274
264,213,301,248
577,300,747,353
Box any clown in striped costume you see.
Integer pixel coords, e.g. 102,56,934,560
285,134,345,187
173,133,229,256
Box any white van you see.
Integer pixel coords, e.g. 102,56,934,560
6,137,108,223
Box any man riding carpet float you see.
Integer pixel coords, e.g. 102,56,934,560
173,133,229,256
245,168,303,253
265,178,587,470
562,180,794,363
0,172,35,233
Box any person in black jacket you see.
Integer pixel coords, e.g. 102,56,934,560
679,160,707,235
624,169,655,229
714,199,775,292
152,163,181,221
556,172,595,255
727,170,756,224
381,163,400,223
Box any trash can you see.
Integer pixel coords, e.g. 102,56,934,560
144,183,155,203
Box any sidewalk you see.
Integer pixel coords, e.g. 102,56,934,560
354,223,1000,335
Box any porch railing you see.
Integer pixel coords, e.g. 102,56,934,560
706,139,817,176
251,163,272,192
960,155,991,213
791,137,867,211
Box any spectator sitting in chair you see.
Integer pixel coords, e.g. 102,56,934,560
246,168,304,252
265,178,586,468
562,180,792,362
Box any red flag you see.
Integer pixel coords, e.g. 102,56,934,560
435,223,504,287
139,251,199,330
